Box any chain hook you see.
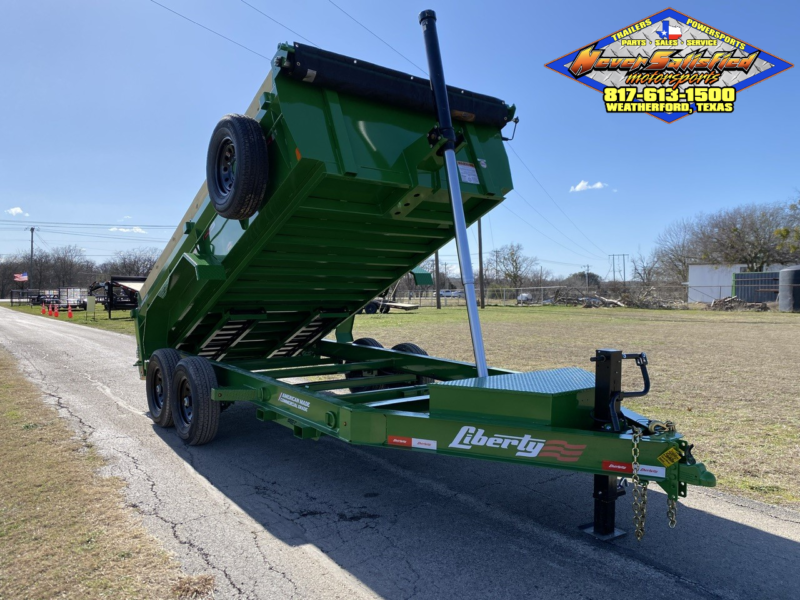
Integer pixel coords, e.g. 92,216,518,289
631,426,649,541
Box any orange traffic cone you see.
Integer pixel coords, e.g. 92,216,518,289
41,303,46,315
48,304,53,316
68,304,73,319
54,305,59,318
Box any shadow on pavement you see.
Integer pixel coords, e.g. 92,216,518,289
154,403,799,600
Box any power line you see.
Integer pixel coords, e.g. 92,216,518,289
437,253,585,268
239,1,318,47
35,232,52,251
512,190,606,260
507,144,609,256
500,204,599,262
327,1,427,75
36,228,168,243
145,0,271,60
0,219,174,229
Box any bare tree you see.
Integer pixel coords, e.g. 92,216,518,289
632,250,660,285
497,243,538,290
654,217,699,283
0,253,27,298
99,247,161,278
694,203,797,272
51,245,93,287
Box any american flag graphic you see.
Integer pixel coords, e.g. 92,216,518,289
538,440,586,462
14,272,28,282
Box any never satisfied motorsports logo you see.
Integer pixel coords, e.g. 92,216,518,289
545,7,792,123
449,426,586,462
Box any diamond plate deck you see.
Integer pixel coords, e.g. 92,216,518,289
436,367,595,394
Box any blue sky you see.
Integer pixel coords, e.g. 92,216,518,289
0,0,796,277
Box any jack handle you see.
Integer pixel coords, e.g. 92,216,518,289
620,352,650,399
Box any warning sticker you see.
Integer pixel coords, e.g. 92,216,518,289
602,460,633,474
657,447,683,467
388,436,412,447
411,438,437,450
457,161,479,184
388,436,437,450
601,461,666,478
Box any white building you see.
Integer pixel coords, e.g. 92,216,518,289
687,264,786,303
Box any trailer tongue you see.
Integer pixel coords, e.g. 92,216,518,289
134,10,715,541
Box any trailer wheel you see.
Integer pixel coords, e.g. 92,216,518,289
146,349,181,427
379,304,390,314
346,337,386,392
391,343,434,386
207,114,269,220
170,357,221,446
364,301,379,315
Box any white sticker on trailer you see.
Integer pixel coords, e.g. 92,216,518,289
278,392,310,412
412,438,437,450
457,161,480,184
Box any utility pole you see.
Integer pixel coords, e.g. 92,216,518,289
583,264,591,294
540,265,544,305
434,250,441,309
609,254,628,286
622,254,627,287
29,227,35,291
478,219,485,308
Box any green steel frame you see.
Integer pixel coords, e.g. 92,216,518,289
202,339,714,502
133,37,715,534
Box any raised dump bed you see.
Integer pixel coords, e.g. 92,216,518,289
134,11,714,540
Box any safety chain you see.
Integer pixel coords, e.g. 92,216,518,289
631,426,649,541
667,498,678,528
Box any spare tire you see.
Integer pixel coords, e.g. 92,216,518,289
206,114,269,220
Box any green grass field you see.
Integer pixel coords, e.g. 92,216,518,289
8,303,800,506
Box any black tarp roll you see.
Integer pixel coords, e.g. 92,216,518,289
282,43,512,130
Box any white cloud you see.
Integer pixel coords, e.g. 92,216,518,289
109,226,147,234
569,180,608,193
117,215,133,222
5,206,25,216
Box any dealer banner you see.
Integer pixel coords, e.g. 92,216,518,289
545,7,792,123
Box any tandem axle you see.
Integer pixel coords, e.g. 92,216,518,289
134,9,715,542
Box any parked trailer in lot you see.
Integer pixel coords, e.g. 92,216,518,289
134,11,714,540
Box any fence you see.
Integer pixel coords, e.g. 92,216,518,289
9,287,90,307
394,284,800,309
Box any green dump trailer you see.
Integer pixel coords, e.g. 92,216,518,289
134,11,715,540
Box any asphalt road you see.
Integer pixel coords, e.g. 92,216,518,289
1,307,798,600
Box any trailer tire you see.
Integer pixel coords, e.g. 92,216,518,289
146,349,181,427
171,357,221,446
346,337,385,392
364,301,379,315
207,114,269,220
379,304,390,314
391,343,434,386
